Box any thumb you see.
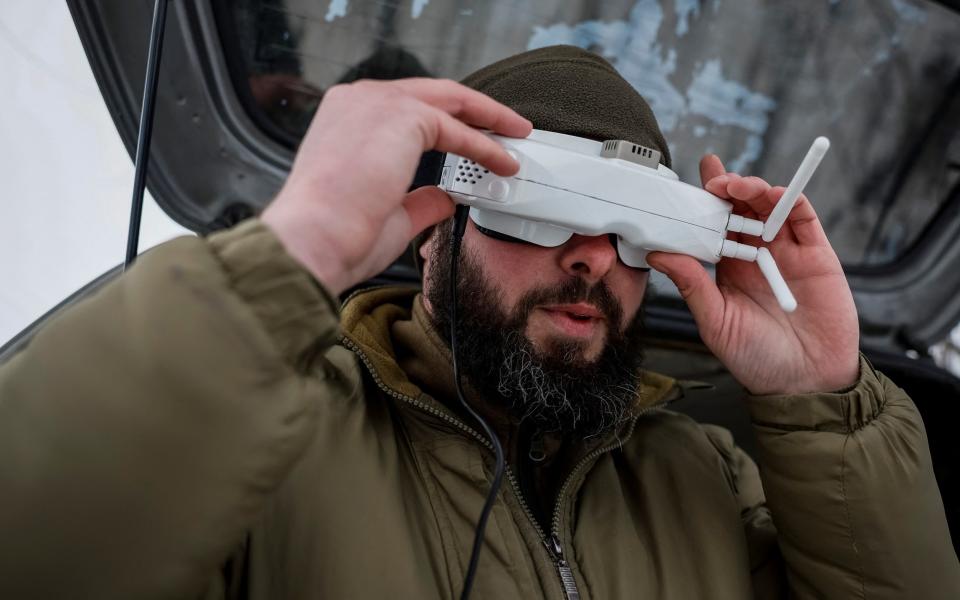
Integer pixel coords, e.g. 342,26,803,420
403,186,456,238
646,252,725,341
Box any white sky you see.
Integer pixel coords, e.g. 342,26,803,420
0,2,191,345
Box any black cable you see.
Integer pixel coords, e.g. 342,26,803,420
451,205,506,600
125,0,170,270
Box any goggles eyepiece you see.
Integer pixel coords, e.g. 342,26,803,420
472,217,649,271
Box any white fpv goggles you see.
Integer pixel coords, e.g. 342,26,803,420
438,129,831,313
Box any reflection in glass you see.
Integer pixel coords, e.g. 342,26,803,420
221,0,960,268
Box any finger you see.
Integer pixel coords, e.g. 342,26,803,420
699,154,727,187
705,173,757,222
703,172,756,235
705,174,732,198
724,179,797,244
767,187,830,246
390,78,533,138
426,107,522,175
729,198,758,219
402,186,456,237
727,176,773,212
645,252,725,342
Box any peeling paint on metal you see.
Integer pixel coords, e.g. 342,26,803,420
890,0,927,24
726,133,763,174
325,0,348,22
674,0,700,37
412,0,430,19
528,0,686,131
686,59,776,134
527,0,776,171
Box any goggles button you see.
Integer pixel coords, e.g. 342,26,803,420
487,179,510,201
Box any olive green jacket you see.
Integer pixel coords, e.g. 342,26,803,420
0,220,956,599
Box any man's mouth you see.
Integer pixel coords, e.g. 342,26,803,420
538,303,606,338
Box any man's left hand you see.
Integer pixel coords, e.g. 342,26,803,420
646,154,860,396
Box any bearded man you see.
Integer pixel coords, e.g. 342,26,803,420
0,46,956,600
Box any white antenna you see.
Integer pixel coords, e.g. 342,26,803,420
722,136,830,313
762,136,830,242
756,247,797,312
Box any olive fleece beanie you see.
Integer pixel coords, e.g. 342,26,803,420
461,45,670,166
412,45,670,273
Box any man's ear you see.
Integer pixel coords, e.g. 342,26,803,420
417,224,438,282
419,226,436,262
417,226,439,315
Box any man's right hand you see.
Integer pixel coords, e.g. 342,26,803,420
261,78,532,296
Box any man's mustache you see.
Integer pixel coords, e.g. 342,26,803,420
513,277,624,328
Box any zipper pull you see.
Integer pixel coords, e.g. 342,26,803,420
548,534,581,600
529,429,546,463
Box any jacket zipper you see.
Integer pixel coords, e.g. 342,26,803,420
548,534,581,600
340,335,665,600
505,409,653,600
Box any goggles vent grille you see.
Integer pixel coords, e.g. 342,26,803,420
457,158,488,185
600,139,661,169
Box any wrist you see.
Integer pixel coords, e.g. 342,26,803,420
746,355,860,396
260,207,352,297
745,354,887,434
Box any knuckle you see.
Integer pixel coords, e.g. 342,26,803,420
390,94,424,120
323,83,349,100
415,110,441,144
394,94,418,111
448,95,465,116
325,81,375,105
348,79,375,91
346,80,381,98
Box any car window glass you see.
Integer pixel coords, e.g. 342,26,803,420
217,0,960,268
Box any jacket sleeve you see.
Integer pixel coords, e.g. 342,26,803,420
700,423,788,599
0,219,345,600
746,355,960,599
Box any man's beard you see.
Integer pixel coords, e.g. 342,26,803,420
425,223,647,438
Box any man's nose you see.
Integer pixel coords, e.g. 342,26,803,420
557,234,618,282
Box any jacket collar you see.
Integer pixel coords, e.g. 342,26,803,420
339,286,680,445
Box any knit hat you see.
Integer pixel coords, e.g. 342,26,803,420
461,45,670,166
412,45,670,272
